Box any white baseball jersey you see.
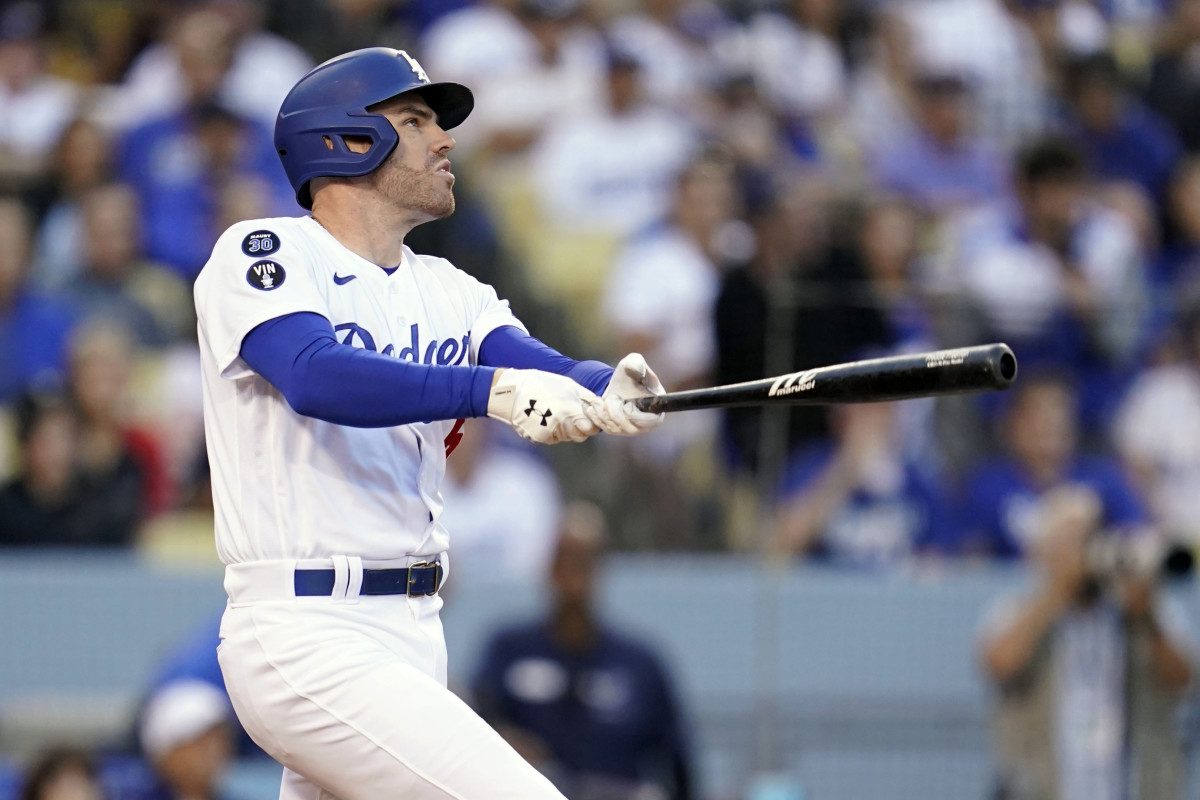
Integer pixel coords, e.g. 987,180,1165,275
194,215,525,565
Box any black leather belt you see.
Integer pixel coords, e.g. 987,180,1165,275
293,561,442,597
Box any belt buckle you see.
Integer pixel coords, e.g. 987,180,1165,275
407,561,440,596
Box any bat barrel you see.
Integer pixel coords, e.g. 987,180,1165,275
633,343,1018,414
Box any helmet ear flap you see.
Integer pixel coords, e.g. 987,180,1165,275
281,111,399,209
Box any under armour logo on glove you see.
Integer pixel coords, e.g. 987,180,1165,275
524,399,553,426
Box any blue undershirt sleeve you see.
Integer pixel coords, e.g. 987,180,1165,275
478,325,613,394
239,312,496,427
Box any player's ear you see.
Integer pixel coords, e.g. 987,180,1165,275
323,134,373,155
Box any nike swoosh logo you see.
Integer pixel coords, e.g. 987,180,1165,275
333,273,357,285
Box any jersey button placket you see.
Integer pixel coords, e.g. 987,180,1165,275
386,269,438,531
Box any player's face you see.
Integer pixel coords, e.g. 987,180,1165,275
369,95,457,221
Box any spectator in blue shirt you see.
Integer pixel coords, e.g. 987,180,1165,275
118,102,291,282
115,10,293,281
870,67,1006,215
954,372,1147,559
1061,52,1183,206
769,402,954,566
472,503,693,800
0,199,77,404
951,135,1150,425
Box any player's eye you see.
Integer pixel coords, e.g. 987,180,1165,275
403,117,420,128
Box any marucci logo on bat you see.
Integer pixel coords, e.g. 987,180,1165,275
768,369,818,397
924,348,970,368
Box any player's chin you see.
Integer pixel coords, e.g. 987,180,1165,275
436,188,456,217
430,193,455,219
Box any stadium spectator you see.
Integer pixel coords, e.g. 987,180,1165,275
114,0,311,131
717,0,846,145
606,0,730,116
30,117,114,290
950,135,1149,423
858,196,942,468
0,1,80,194
421,0,605,159
1010,0,1110,65
1060,52,1183,206
439,420,563,587
768,402,954,566
272,0,412,65
17,746,102,800
844,8,920,165
67,320,170,524
1113,302,1200,548
529,43,698,237
600,151,740,546
0,389,134,548
1143,0,1200,152
868,66,1005,214
115,10,293,281
1156,156,1200,291
0,198,78,405
702,71,787,176
978,485,1193,800
713,172,892,475
472,503,694,800
137,680,238,800
140,610,262,761
899,0,1049,153
602,150,739,437
63,183,193,349
953,373,1146,559
860,197,936,352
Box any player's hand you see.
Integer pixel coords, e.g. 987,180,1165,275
592,353,666,436
487,368,603,444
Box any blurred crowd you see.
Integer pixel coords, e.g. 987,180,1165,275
3,0,1200,722
8,0,1200,795
5,0,1200,575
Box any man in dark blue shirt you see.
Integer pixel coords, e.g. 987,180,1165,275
472,503,693,800
954,372,1146,558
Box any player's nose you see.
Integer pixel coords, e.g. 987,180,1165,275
431,124,455,155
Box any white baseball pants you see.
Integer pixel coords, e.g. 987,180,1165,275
217,559,566,800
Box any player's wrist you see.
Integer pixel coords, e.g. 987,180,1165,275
472,367,501,418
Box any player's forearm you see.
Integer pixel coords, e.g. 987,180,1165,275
479,325,613,394
241,312,495,427
290,340,495,426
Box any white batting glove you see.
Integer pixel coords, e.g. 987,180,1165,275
594,353,666,436
487,369,603,444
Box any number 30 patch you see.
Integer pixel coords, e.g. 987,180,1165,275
242,230,281,256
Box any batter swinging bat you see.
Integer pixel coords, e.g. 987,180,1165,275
633,343,1017,414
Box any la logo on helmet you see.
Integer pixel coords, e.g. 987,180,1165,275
397,50,429,84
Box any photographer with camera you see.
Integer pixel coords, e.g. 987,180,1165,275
979,486,1194,800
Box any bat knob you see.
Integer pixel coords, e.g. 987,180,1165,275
990,343,1018,387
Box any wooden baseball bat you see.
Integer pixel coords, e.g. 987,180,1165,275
632,343,1017,414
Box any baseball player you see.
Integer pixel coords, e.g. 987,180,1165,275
193,48,665,800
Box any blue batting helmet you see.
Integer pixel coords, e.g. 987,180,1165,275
274,47,474,209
